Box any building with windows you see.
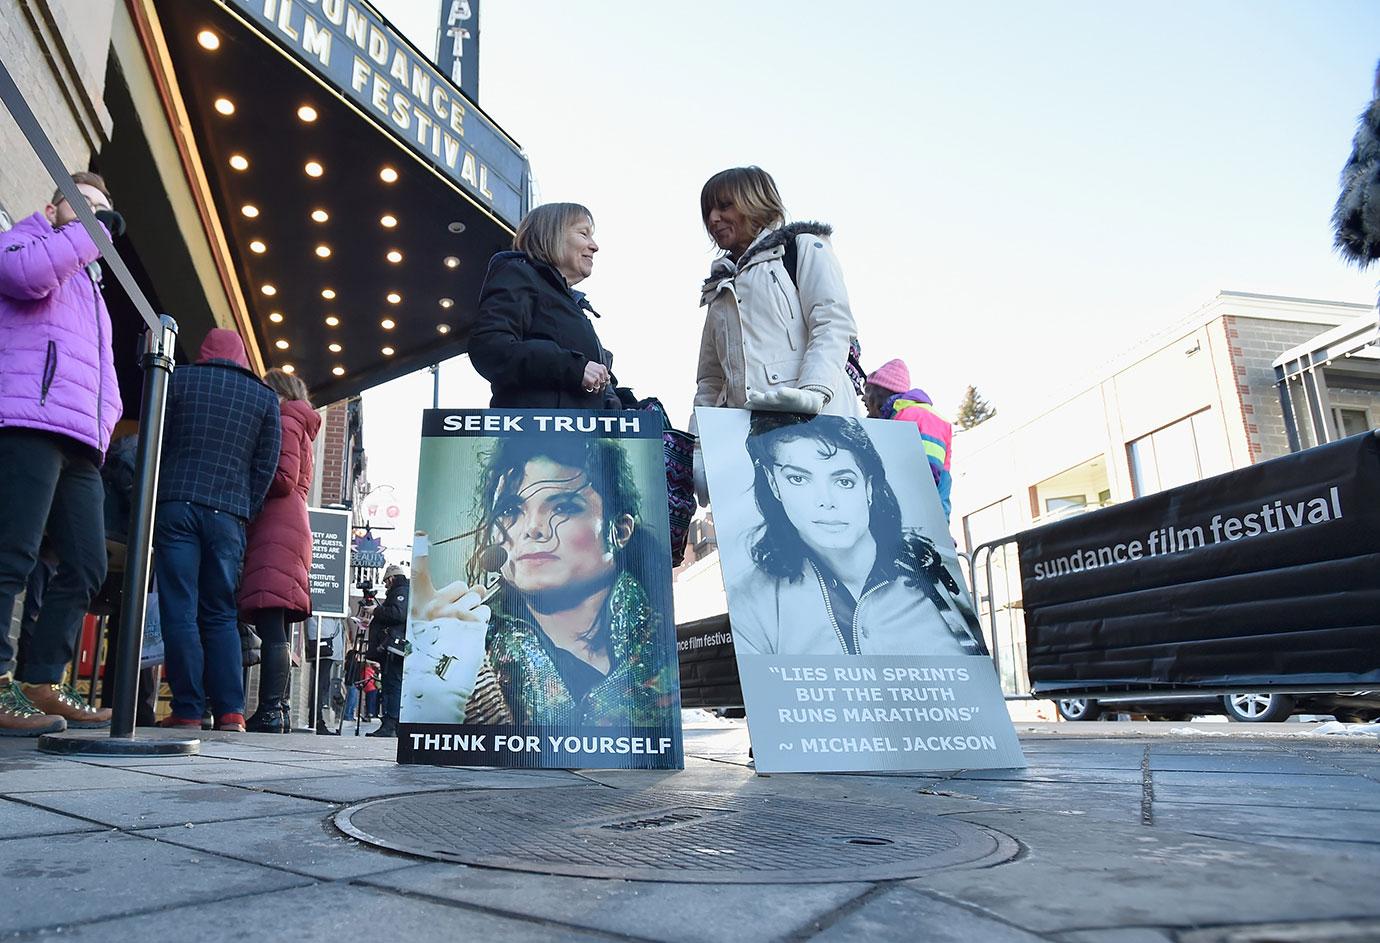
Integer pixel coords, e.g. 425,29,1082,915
952,291,1374,695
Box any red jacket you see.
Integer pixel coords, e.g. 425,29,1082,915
238,399,321,620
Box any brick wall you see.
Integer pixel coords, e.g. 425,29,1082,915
318,400,349,505
0,0,115,225
1226,315,1335,462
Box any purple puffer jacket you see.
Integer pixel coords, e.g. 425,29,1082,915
0,212,121,458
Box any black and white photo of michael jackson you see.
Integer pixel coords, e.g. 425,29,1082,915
725,413,986,657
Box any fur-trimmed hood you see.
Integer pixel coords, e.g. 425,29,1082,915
702,220,834,293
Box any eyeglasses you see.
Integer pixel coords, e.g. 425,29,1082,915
58,193,112,214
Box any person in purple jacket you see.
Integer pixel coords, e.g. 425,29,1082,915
0,171,123,736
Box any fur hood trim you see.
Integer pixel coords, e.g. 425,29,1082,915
701,221,834,295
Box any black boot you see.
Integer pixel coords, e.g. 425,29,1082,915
246,641,290,733
366,718,397,738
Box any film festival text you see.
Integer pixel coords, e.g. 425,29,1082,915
1029,486,1344,582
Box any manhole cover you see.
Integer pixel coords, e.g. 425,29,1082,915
334,787,1012,883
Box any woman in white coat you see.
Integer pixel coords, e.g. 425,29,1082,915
694,166,861,420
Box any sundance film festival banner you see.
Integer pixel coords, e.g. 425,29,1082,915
697,408,1023,774
398,410,683,768
1020,431,1380,693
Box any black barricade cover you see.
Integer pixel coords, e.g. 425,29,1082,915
676,614,742,709
1017,432,1380,693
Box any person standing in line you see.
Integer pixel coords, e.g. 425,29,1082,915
468,202,621,409
0,171,123,735
237,368,319,733
365,565,409,738
863,359,955,521
154,329,279,732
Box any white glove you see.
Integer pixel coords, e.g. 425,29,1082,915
693,444,710,508
399,532,490,724
402,616,488,723
746,386,826,415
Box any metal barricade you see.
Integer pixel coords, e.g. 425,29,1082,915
968,535,1036,701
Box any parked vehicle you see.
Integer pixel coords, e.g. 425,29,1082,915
1055,691,1380,723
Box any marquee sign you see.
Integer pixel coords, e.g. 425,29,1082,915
222,0,527,227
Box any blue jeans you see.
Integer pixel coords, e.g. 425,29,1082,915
0,431,106,683
153,501,245,719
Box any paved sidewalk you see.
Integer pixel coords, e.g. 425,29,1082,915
2,717,1379,942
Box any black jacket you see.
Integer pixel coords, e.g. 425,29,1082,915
469,252,621,409
368,577,409,659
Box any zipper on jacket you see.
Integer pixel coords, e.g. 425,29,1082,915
769,271,799,351
811,564,850,653
91,272,105,450
39,341,57,405
851,581,890,652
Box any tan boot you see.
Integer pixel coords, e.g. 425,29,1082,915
20,682,112,729
0,679,66,737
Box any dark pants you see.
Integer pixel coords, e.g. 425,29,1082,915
153,501,245,719
0,431,107,683
97,594,161,724
382,654,402,722
251,607,290,713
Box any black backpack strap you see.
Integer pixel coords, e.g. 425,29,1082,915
781,234,799,289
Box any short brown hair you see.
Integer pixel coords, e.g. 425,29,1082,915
52,171,111,207
513,203,593,268
264,367,311,405
700,166,785,238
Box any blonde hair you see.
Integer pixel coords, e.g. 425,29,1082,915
513,203,594,268
700,166,785,239
264,368,311,405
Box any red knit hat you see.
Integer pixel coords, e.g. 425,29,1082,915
868,358,911,394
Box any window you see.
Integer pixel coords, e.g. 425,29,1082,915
1333,407,1372,438
1044,495,1087,515
1127,408,1232,498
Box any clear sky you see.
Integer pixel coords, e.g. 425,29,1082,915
363,0,1380,559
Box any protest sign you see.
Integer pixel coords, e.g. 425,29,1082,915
398,410,683,768
696,408,1023,773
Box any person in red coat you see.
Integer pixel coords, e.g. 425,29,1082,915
239,369,321,732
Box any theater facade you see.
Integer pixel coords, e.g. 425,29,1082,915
1,0,530,413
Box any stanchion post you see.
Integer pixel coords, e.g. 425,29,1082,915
109,315,176,737
40,315,197,756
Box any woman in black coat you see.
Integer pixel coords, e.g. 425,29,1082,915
469,203,620,409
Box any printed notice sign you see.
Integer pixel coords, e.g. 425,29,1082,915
308,507,351,617
696,408,1025,774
